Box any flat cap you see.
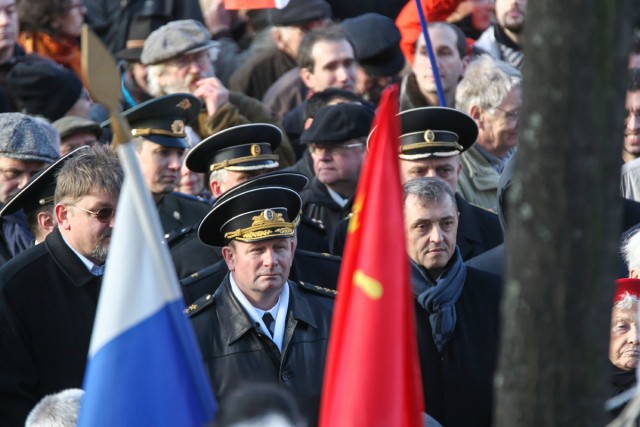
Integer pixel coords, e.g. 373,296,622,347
0,146,88,216
8,59,83,122
0,113,60,163
53,116,102,140
269,0,331,27
341,13,405,77
397,107,478,159
300,103,374,145
103,94,201,149
198,185,301,247
186,123,281,173
141,19,219,65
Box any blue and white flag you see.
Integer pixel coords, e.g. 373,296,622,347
78,159,217,427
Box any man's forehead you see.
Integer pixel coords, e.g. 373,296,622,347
406,193,457,212
312,39,353,59
0,157,46,168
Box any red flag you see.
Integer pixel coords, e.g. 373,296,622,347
223,0,289,10
319,84,424,426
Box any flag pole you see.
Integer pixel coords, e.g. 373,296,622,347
413,0,447,106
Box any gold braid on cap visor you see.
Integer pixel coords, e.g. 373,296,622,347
210,154,280,172
399,130,463,153
224,209,296,242
131,128,186,138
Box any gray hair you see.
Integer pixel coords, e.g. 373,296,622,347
455,54,522,113
55,144,123,204
615,292,640,310
209,168,228,187
622,229,640,273
25,388,84,427
146,63,169,97
403,177,457,207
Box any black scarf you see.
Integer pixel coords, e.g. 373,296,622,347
412,247,466,353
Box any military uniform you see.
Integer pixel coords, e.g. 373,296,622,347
189,178,335,426
157,192,210,235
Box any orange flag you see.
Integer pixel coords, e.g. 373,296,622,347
319,84,424,426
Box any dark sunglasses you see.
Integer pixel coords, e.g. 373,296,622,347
73,206,115,223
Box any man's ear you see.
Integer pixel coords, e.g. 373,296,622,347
210,179,223,198
469,105,483,126
222,245,235,271
299,67,315,90
54,204,71,231
630,268,640,279
271,27,285,50
37,211,56,235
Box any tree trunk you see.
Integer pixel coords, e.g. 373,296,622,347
494,1,638,425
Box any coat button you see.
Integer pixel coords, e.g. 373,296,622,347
281,371,292,382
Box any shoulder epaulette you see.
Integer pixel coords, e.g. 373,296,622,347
180,263,220,287
164,224,196,243
184,293,215,316
297,280,337,298
174,191,211,205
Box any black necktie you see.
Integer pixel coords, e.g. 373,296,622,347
262,312,275,337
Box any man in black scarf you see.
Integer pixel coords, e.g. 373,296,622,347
403,177,501,427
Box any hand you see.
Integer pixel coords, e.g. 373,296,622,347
193,77,229,117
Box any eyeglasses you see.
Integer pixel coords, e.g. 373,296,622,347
166,51,211,70
493,106,520,122
73,205,115,223
308,142,364,156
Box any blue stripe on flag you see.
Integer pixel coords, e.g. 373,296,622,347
79,299,216,427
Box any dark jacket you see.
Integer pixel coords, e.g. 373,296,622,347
300,178,353,242
0,228,101,427
228,47,297,101
413,262,502,427
180,249,341,305
189,276,334,425
157,192,210,235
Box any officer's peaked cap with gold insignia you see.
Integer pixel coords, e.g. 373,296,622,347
102,93,201,149
397,107,478,159
198,185,301,247
185,123,281,173
0,146,89,217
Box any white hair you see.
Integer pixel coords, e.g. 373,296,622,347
25,388,84,427
455,54,522,113
622,229,640,273
615,292,640,310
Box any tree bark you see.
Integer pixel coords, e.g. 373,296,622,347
494,1,638,425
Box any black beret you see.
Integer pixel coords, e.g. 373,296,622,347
185,123,281,173
8,59,82,122
397,107,478,159
0,146,89,217
269,0,331,27
341,13,405,77
103,94,201,149
198,185,301,247
300,103,374,145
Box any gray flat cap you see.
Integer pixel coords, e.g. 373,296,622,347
53,116,102,140
0,113,60,163
141,19,219,65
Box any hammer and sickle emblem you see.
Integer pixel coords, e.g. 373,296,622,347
354,270,383,300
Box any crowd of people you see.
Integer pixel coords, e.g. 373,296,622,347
0,0,636,426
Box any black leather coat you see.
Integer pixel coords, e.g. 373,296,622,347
189,275,334,426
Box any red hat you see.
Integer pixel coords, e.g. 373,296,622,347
615,278,640,303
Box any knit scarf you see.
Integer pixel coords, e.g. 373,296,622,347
412,247,466,353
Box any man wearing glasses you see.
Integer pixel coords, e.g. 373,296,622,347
298,103,373,239
455,54,522,212
0,145,122,426
0,113,59,263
